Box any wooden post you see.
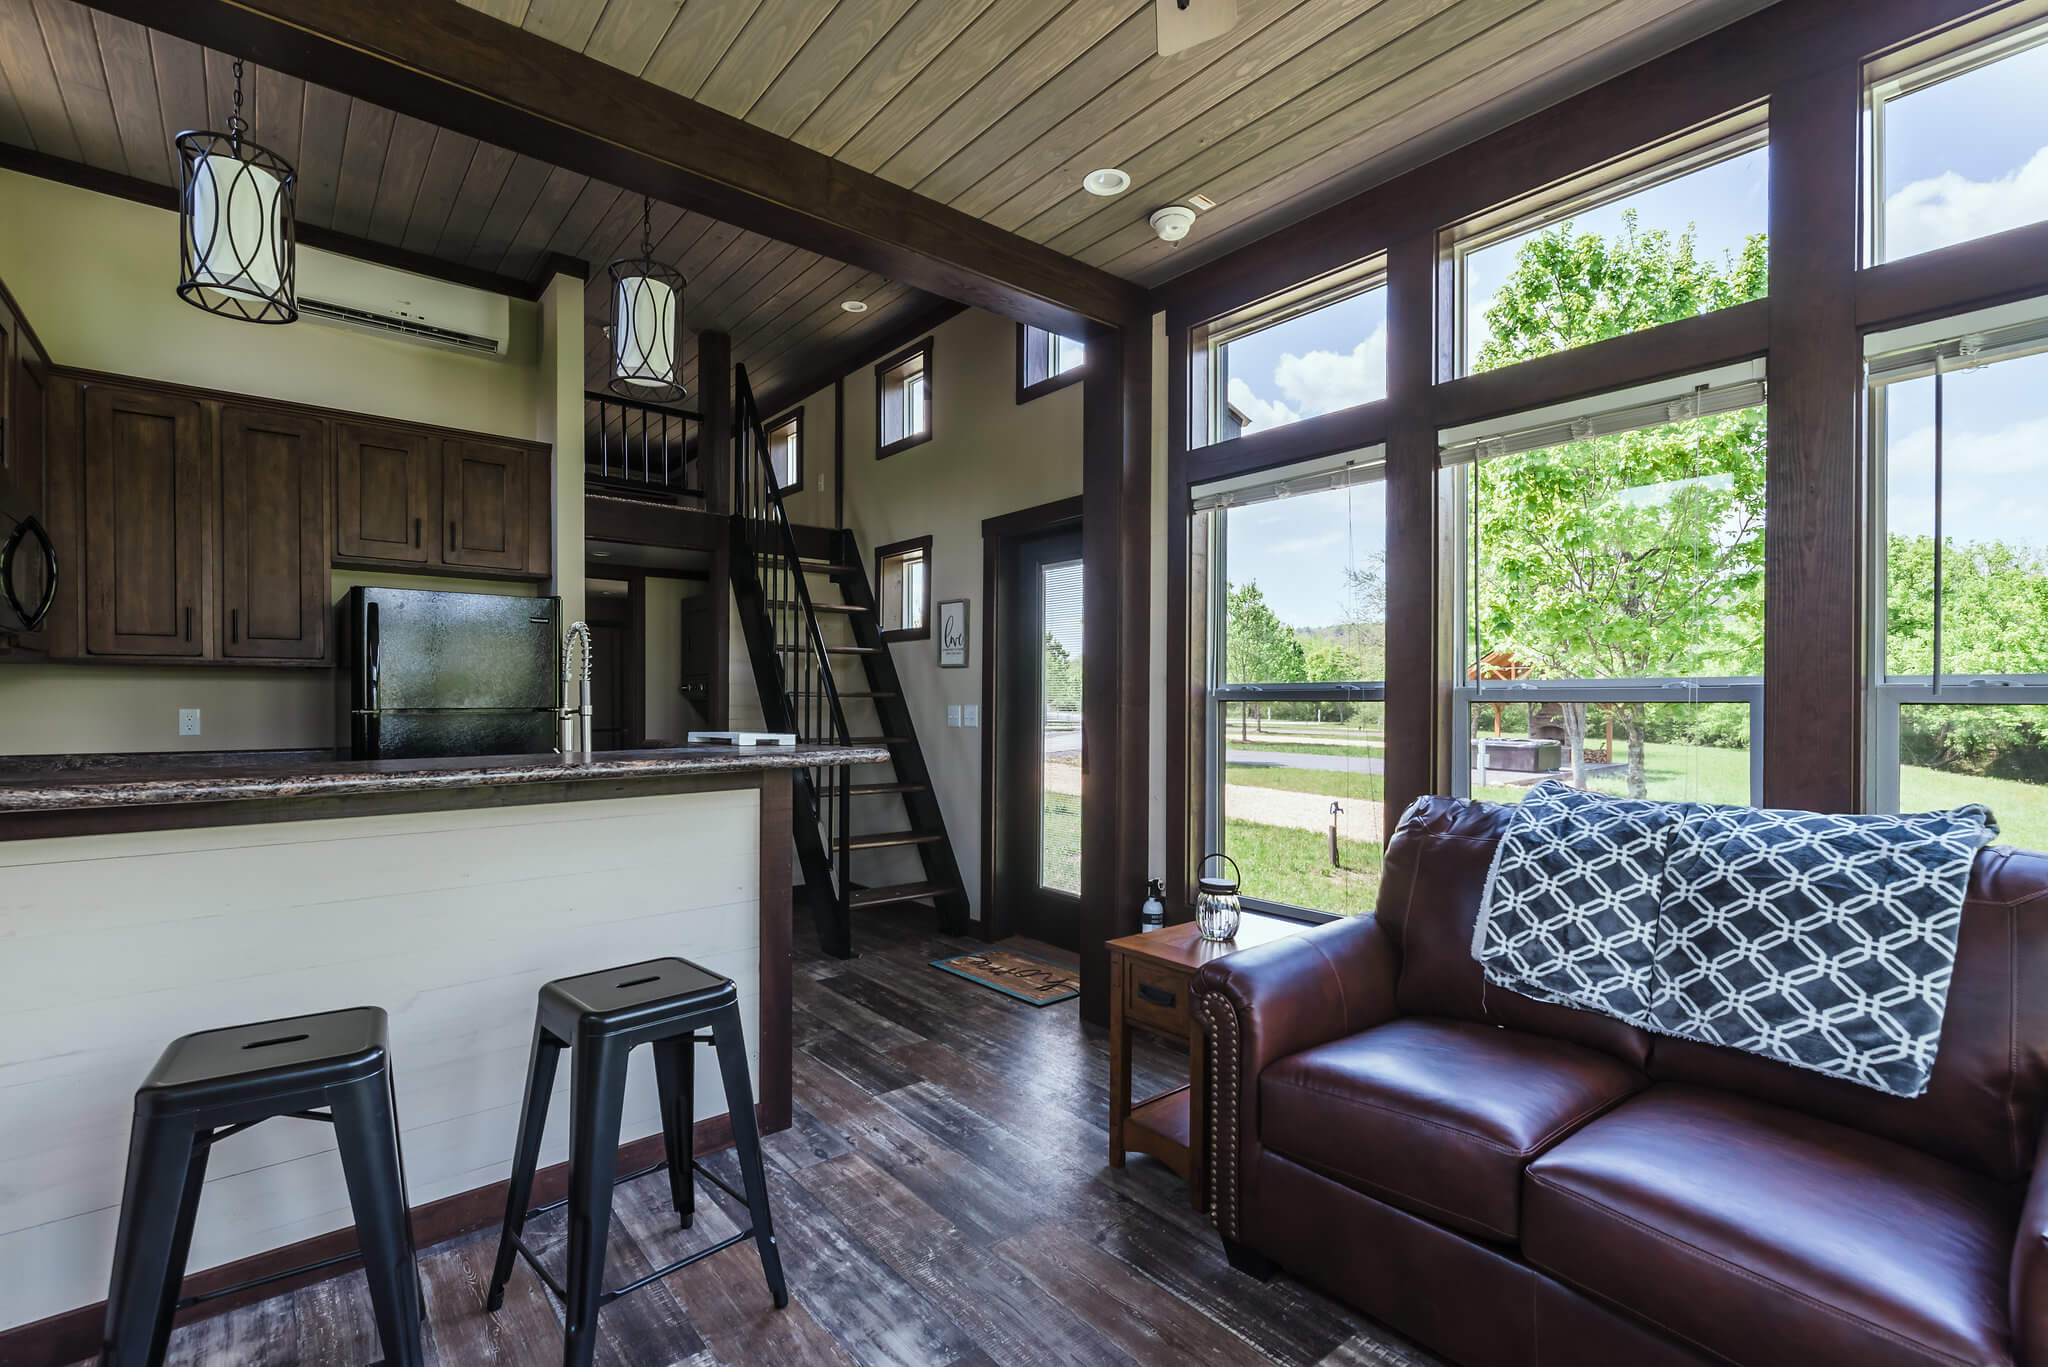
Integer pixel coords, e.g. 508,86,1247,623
701,330,733,730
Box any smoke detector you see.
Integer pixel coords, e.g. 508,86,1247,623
1149,205,1197,242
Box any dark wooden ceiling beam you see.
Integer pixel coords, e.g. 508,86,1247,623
97,0,1149,335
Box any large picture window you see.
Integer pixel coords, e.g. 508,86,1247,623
1452,128,1768,376
1198,452,1386,918
1194,262,1386,444
1446,368,1768,806
1868,305,2048,849
1868,15,2048,264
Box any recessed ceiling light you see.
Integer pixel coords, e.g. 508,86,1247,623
1083,168,1132,197
840,299,869,313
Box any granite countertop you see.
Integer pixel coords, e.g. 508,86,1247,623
0,744,891,813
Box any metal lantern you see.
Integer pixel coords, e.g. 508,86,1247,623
175,58,297,325
1195,852,1243,942
608,196,687,402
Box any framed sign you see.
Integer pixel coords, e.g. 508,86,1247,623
937,598,969,668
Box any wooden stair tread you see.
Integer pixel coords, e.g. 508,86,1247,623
846,829,944,850
793,690,897,699
771,600,867,613
799,558,858,575
776,643,878,654
849,881,956,909
848,782,926,796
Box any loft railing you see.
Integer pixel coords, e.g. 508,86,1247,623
731,363,853,951
585,391,704,501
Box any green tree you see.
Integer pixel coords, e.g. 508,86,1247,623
1474,214,1768,795
1043,633,1083,716
1227,580,1306,738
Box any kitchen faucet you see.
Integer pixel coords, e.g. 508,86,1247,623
560,620,594,757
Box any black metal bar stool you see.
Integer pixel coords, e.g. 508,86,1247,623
101,1007,424,1367
486,956,787,1367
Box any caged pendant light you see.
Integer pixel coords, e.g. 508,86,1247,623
608,196,688,402
175,57,298,325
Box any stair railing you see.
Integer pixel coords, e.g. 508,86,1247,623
586,391,704,501
731,364,854,949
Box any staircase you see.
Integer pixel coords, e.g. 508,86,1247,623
728,365,969,958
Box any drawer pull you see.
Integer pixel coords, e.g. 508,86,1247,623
1138,983,1177,1009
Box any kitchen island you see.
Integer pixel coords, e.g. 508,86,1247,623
0,744,882,1351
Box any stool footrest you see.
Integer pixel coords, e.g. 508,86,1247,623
175,1247,362,1311
602,1229,755,1304
523,1157,672,1221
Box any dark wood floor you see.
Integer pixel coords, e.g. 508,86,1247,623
91,909,1439,1366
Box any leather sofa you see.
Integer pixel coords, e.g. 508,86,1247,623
1191,796,2048,1367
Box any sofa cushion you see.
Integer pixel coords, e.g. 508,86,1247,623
1261,1016,1645,1242
1523,1085,2019,1367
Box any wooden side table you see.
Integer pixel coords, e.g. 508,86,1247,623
1107,914,1311,1210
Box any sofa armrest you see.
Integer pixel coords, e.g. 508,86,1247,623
1191,915,1401,1241
2014,1142,2048,1365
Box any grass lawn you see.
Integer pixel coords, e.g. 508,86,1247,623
1225,817,1382,918
1227,763,1386,800
1228,737,1387,760
1475,739,1753,806
1901,767,2048,853
1040,792,1082,894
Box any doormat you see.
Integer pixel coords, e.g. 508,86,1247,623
930,949,1080,1006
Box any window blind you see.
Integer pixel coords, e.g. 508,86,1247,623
1190,447,1387,512
1439,376,1767,466
1867,313,2048,386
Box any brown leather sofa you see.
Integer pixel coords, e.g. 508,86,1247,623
1192,796,2048,1367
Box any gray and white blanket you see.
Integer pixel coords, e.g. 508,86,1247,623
1471,780,1997,1098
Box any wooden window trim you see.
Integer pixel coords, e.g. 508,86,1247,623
1016,322,1088,404
766,409,803,495
875,338,934,459
874,533,934,642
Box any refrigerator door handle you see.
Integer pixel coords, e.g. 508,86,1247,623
365,601,380,712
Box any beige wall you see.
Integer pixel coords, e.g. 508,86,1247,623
779,308,1085,923
0,171,587,756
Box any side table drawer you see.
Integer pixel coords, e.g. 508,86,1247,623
1123,960,1192,1040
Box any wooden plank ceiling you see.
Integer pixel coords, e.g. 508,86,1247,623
0,0,1772,401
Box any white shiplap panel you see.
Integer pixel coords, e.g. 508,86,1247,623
0,788,764,1332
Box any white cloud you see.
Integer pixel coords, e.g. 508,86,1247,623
1887,413,2048,546
1272,325,1389,417
1226,376,1299,434
1884,144,2048,260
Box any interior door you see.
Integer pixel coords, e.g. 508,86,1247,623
220,405,328,661
996,526,1084,948
82,384,208,658
441,438,531,572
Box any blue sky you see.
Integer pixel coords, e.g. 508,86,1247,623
1222,33,2048,642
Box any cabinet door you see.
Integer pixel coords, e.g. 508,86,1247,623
221,405,328,661
335,421,433,565
441,438,531,572
82,385,208,657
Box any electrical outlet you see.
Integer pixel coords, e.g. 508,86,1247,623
963,704,979,728
946,705,962,727
178,708,201,737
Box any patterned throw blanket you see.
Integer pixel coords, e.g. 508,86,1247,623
1470,780,1998,1098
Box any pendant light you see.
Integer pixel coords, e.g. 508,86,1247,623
175,58,298,325
608,196,687,402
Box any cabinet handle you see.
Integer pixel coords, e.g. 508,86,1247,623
1137,983,1177,1009
413,517,421,548
230,608,238,645
184,606,192,643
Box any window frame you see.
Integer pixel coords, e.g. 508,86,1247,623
875,338,934,459
1441,372,1769,806
1863,303,2048,814
1189,256,1387,448
1199,453,1390,924
1016,323,1087,404
874,534,934,643
766,409,802,495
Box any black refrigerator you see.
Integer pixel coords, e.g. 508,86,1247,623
346,587,561,759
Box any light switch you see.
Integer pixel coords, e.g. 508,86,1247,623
178,708,202,737
963,704,979,728
947,705,962,727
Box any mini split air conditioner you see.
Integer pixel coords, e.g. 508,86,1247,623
296,247,512,356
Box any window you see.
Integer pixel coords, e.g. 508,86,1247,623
766,410,801,494
1198,453,1387,918
876,339,933,457
1194,261,1386,444
875,536,932,641
1867,304,2048,849
1452,127,1768,376
1017,324,1087,402
1868,15,2048,264
1445,367,1768,807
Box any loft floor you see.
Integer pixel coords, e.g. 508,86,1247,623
83,909,1438,1367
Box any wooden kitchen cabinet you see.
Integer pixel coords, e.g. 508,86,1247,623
81,383,210,658
220,405,329,661
0,286,51,653
334,421,433,567
441,437,534,573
